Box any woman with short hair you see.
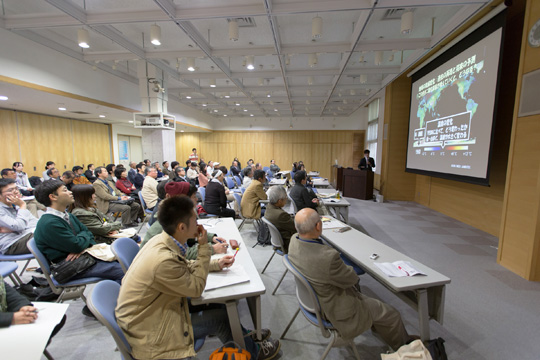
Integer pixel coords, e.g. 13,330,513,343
203,170,235,218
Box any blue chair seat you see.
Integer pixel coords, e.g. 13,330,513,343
52,276,105,287
0,262,18,277
194,337,206,352
300,306,333,329
0,253,34,261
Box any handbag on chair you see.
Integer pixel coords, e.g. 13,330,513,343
50,253,97,284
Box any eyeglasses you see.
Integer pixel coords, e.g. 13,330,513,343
1,187,19,195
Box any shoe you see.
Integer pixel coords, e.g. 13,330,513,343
257,338,280,360
81,305,96,319
249,328,271,342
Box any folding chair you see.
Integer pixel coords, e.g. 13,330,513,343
111,237,140,273
0,253,34,276
261,217,289,295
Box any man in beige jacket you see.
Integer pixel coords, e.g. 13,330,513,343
288,208,412,351
93,166,141,227
116,196,280,360
141,166,159,210
241,170,267,219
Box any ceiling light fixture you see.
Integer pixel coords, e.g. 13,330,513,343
223,114,228,117
360,74,367,84
308,53,318,67
224,92,230,98
401,11,414,34
187,57,195,72
389,53,395,62
343,99,348,104
359,55,364,63
202,103,207,107
209,78,216,88
214,109,218,112
58,106,66,111
128,120,134,123
306,90,312,96
186,95,192,99
374,51,383,66
308,76,314,86
250,114,254,117
77,28,90,48
312,16,323,39
246,55,255,70
99,115,106,118
229,19,239,41
0,96,8,101
258,78,264,86
350,89,356,96
243,109,248,112
235,102,240,106
180,130,185,132
267,92,271,98
150,24,162,46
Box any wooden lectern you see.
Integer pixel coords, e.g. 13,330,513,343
342,169,373,200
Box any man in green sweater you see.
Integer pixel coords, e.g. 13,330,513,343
34,180,124,284
142,181,229,259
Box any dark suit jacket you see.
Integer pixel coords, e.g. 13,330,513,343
288,235,370,340
127,168,137,184
264,204,295,250
133,173,145,189
289,184,317,211
358,157,375,170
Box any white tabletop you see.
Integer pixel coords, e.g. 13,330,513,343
277,170,290,175
269,178,287,186
307,171,320,177
194,218,266,303
1,302,69,360
315,189,350,206
322,224,450,292
312,178,330,187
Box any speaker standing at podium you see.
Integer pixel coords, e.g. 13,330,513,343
358,149,375,171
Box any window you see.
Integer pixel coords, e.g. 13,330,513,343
366,99,379,166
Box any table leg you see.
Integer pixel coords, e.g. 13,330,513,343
246,296,262,340
417,289,430,341
225,300,246,348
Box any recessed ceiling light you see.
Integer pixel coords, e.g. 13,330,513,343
187,58,195,72
58,107,66,111
186,95,192,99
202,103,207,107
180,130,185,132
223,114,228,117
214,109,218,112
235,102,240,106
250,114,254,117
274,109,278,112
0,96,8,101
267,93,271,98
150,24,162,46
243,109,248,112
78,28,90,48
99,115,106,118
246,55,255,70
128,120,134,123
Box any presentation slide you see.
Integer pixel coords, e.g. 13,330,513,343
406,27,503,183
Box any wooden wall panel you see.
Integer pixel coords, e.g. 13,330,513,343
312,144,332,179
254,143,273,166
0,110,20,170
176,133,200,162
72,120,111,168
274,143,293,171
236,144,255,167
292,144,312,170
19,113,73,176
218,143,237,167
201,143,219,163
332,144,353,168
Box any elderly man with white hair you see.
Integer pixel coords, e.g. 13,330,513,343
288,208,415,351
264,186,296,251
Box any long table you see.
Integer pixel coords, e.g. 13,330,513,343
321,222,451,341
194,217,266,347
316,188,351,223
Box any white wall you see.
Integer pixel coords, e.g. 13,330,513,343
111,124,142,164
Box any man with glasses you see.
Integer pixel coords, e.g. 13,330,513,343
0,178,38,255
141,166,159,210
1,168,45,218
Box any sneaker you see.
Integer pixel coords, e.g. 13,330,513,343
257,338,280,360
249,328,271,342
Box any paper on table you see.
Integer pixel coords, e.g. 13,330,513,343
374,261,426,277
321,216,344,229
317,192,337,199
205,264,250,290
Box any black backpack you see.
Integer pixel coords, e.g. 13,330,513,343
256,221,272,247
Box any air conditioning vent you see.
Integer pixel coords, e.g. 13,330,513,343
381,8,415,20
227,17,256,28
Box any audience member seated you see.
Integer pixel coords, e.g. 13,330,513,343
142,182,228,257
60,171,75,191
264,186,295,251
230,160,241,177
116,196,280,360
269,159,280,175
241,170,267,220
198,163,209,188
0,178,38,255
69,185,133,244
1,169,44,218
72,166,91,185
93,166,141,228
132,163,145,190
47,168,60,181
219,166,238,214
173,166,187,182
105,164,117,182
12,162,33,196
242,159,254,174
204,170,235,218
115,168,136,196
289,171,320,212
34,180,124,316
242,167,254,190
162,161,171,178
171,161,180,172
127,162,137,184
42,161,55,181
254,162,263,171
141,166,159,210
187,161,199,181
152,161,164,178
289,208,413,351
143,159,151,167
84,164,97,183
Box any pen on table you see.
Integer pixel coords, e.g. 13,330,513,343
232,248,240,258
398,266,409,276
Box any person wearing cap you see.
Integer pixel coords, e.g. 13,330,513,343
72,166,91,186
141,181,229,257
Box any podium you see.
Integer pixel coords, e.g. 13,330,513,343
331,165,344,190
342,169,373,200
